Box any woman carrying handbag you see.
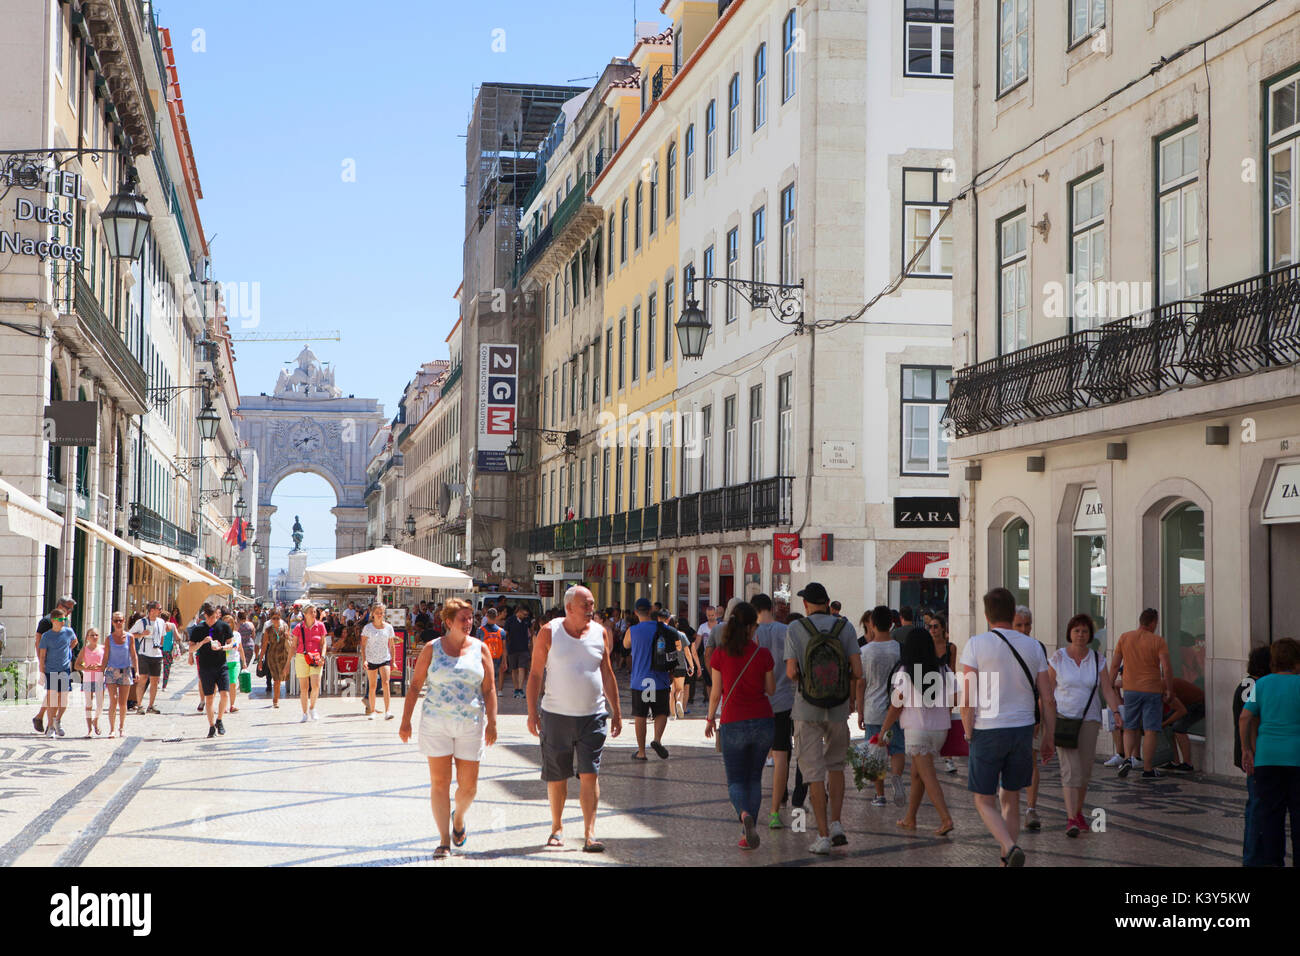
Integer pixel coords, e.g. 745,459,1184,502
705,602,776,851
1047,613,1124,837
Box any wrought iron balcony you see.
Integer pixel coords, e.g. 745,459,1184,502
679,493,700,535
701,489,726,533
626,508,642,543
947,265,1300,437
642,503,659,540
651,65,675,101
129,502,197,554
659,498,678,538
54,268,149,414
611,511,626,546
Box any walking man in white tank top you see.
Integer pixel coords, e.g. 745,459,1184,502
527,585,623,853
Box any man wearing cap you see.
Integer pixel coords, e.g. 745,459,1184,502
624,597,680,759
130,601,176,715
784,582,863,854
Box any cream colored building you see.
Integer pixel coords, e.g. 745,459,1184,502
948,0,1300,774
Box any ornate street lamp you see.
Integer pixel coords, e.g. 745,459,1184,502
405,513,417,536
234,497,248,520
101,174,152,261
674,297,710,360
220,467,238,496
676,275,804,359
196,402,220,441
504,439,524,473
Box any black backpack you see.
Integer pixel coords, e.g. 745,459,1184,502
651,623,674,673
797,617,852,709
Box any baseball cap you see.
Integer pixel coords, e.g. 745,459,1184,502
796,582,830,605
634,597,652,611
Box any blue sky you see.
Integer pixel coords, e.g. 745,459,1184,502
167,0,663,571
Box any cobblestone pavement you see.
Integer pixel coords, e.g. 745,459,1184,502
0,662,1247,867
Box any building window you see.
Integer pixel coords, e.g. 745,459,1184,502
903,168,953,276
754,44,768,130
635,182,644,250
725,228,740,323
581,350,589,411
1072,488,1108,638
1070,172,1106,331
998,0,1029,94
728,73,741,156
1269,73,1300,267
1069,0,1105,47
702,245,715,324
54,5,65,78
777,373,793,477
632,306,641,383
614,114,621,150
579,459,586,518
540,473,548,525
590,452,598,516
723,396,737,486
558,469,566,521
542,373,549,426
551,373,559,427
674,27,683,72
1157,125,1200,302
905,0,954,78
666,143,677,218
605,329,613,399
616,447,625,511
661,420,672,501
779,184,797,285
571,358,579,415
1161,502,1206,734
644,428,654,505
1002,517,1030,608
629,444,638,509
602,448,610,514
684,126,695,197
621,199,629,263
560,364,567,421
563,267,571,314
649,170,658,236
664,277,675,365
752,206,767,286
901,365,951,475
782,10,798,103
999,211,1029,353
592,343,601,404
648,291,657,373
700,404,713,490
681,415,694,493
705,100,717,177
749,384,763,479
618,316,627,389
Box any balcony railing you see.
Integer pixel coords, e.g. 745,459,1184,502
947,264,1300,438
130,503,197,554
54,268,149,410
651,65,675,101
523,478,794,555
440,363,462,397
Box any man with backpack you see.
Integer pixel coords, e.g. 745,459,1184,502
477,608,507,695
624,597,681,759
784,582,863,855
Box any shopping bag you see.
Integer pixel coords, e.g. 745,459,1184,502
238,669,252,694
940,717,968,757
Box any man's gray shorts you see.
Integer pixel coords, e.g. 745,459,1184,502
539,709,607,781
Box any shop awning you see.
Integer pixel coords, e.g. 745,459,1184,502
180,559,230,589
888,551,949,578
137,549,211,585
0,477,63,548
923,558,950,579
75,518,145,558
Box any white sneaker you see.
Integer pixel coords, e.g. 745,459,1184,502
829,820,848,847
55,722,65,738
809,835,832,855
889,774,905,806
299,713,310,723
943,757,958,774
310,710,320,722
366,712,374,720
44,725,55,738
1103,753,1124,768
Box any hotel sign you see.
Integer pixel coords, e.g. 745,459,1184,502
1,170,88,263
1262,462,1300,524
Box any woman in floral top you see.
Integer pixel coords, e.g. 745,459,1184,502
399,597,498,859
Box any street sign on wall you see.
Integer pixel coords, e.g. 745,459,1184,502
476,344,518,472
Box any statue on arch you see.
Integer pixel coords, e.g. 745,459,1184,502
291,515,304,552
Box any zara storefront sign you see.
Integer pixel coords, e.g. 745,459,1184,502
0,170,88,263
893,496,960,529
1262,461,1300,524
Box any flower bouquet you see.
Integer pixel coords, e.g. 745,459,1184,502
847,734,892,791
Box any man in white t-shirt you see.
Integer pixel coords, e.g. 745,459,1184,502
344,601,358,626
130,602,174,715
959,587,1056,867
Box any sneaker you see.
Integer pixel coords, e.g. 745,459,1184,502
310,710,320,722
207,726,217,738
871,795,888,808
1103,753,1125,768
943,757,957,774
1157,760,1179,772
215,720,226,736
889,774,905,807
44,725,55,738
765,756,774,768
768,811,784,830
809,835,832,855
1025,808,1041,831
1173,762,1194,774
147,706,161,715
1117,759,1133,778
829,820,848,847
514,689,524,699
32,715,43,734
742,813,760,850
367,712,375,720
1141,769,1163,780
55,722,65,738
1065,816,1080,838
299,713,310,723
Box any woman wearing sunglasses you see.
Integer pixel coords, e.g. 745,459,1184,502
104,612,138,739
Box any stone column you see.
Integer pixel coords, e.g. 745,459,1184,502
256,504,277,598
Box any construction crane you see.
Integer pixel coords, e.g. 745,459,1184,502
228,329,342,343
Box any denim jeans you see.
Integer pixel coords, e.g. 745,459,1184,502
1250,765,1300,867
719,717,774,822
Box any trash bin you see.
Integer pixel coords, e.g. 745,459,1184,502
238,669,252,694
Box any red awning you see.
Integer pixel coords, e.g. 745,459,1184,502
887,551,949,578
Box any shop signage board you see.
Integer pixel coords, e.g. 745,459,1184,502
43,401,97,446
893,496,960,529
476,344,518,471
1262,462,1300,524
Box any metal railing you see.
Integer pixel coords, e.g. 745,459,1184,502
60,269,149,403
130,502,197,554
440,363,462,397
947,265,1300,437
651,65,675,101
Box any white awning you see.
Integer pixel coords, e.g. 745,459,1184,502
305,545,473,591
180,559,230,589
923,558,950,579
75,518,145,558
137,549,210,585
0,477,63,548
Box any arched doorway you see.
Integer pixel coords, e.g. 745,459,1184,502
264,471,339,604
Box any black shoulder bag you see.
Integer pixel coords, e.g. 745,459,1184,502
1054,651,1099,749
993,628,1041,725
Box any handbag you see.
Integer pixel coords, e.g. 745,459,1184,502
297,624,324,668
1054,650,1099,749
714,645,760,752
940,717,969,757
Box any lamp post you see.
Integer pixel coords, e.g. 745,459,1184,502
504,439,524,473
675,276,804,360
196,402,220,441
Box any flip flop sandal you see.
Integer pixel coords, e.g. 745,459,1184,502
582,840,605,853
452,826,467,847
650,741,669,759
1001,845,1025,867
546,833,564,847
631,753,649,761
433,845,450,860
934,822,955,837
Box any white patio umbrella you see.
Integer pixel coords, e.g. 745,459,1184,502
304,545,473,600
